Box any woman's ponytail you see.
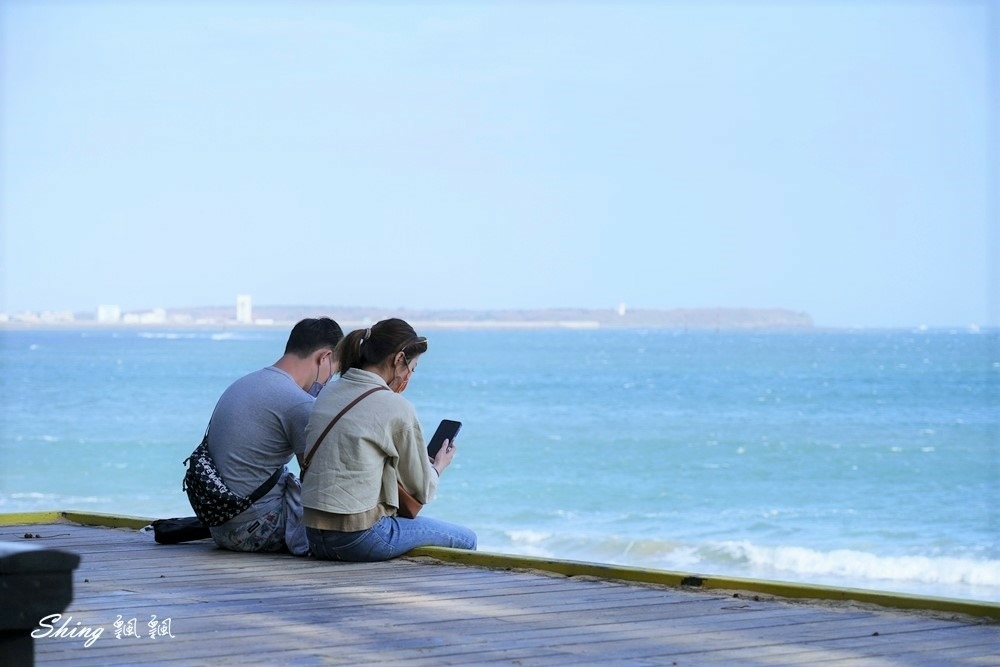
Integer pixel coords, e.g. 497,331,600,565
337,318,427,374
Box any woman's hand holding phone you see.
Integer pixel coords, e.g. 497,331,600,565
428,419,461,475
431,438,457,475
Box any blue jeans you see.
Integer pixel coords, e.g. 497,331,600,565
307,515,477,562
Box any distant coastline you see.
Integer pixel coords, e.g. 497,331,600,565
1,305,814,330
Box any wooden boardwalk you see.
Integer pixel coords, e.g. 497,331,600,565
3,518,998,666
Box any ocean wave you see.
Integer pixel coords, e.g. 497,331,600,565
3,492,111,505
481,530,1000,599
506,529,554,545
134,331,259,341
496,531,701,568
138,332,201,340
9,492,60,500
709,541,1000,588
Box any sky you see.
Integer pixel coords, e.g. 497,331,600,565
1,1,997,328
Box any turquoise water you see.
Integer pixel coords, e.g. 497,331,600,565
1,327,997,601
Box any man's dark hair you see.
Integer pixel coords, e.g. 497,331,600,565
284,317,344,357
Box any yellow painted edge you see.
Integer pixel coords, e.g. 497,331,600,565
59,511,153,530
0,510,153,530
408,547,1000,623
3,512,997,622
0,510,66,526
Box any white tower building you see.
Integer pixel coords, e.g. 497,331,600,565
236,294,252,324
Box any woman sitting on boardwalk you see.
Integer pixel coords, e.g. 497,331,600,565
300,318,477,561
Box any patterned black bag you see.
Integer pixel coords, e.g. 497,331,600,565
183,434,282,527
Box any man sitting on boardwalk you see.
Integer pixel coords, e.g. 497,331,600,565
203,317,343,555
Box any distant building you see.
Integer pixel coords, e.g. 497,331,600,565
617,302,627,317
97,304,122,323
236,294,252,324
40,310,75,323
123,308,166,324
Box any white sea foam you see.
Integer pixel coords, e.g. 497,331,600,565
480,529,1000,600
62,495,110,505
709,541,1000,588
4,491,111,510
506,529,554,545
10,492,59,500
496,530,556,558
138,332,199,340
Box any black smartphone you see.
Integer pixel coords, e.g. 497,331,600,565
427,419,462,459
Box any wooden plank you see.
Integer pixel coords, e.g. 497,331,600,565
674,625,1000,666
411,547,1000,623
9,513,1000,622
8,521,998,666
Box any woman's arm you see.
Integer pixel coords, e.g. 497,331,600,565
395,422,439,504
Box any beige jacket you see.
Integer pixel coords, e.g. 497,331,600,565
301,368,438,531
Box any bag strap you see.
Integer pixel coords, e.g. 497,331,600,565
249,465,284,502
300,386,388,480
186,413,283,502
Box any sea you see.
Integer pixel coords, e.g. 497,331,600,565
1,326,997,603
